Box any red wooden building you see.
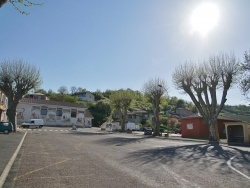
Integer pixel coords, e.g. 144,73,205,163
181,114,238,139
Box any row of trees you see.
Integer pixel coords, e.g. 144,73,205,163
0,51,249,141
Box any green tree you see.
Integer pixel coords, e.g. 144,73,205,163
142,77,169,136
88,99,112,127
240,50,250,100
176,99,185,108
0,59,42,131
34,88,47,94
93,90,105,101
110,90,135,131
173,53,239,142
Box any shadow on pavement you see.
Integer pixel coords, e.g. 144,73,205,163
66,131,112,136
95,136,153,146
125,144,250,172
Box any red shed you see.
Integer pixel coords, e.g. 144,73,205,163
181,114,238,139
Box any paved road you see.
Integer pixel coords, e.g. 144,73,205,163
3,127,250,188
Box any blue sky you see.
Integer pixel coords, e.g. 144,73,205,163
0,0,249,105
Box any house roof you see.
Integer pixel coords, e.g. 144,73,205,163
127,109,148,115
181,113,239,121
20,98,87,109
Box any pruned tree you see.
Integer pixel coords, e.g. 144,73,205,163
172,53,239,142
0,59,42,131
240,50,250,100
110,90,135,132
142,77,169,136
0,0,43,15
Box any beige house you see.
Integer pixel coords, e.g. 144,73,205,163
17,98,93,127
224,122,250,144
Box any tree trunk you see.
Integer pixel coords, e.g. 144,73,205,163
7,107,17,132
208,120,220,142
121,108,127,132
153,104,160,136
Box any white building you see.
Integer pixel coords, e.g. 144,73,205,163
75,91,95,102
17,98,93,127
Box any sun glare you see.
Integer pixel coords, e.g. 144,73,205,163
190,3,219,36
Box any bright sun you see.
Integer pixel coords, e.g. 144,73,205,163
190,3,219,36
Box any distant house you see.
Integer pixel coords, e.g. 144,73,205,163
181,114,238,139
113,109,150,125
17,98,93,127
75,92,95,102
170,108,194,119
127,109,150,124
24,93,49,100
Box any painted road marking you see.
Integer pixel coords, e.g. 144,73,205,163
227,155,250,180
14,159,69,181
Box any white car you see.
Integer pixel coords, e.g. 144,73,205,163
21,119,44,129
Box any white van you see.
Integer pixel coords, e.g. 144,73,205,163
21,119,44,129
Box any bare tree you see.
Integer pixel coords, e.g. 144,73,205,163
172,53,239,142
240,51,250,100
0,59,42,131
142,77,169,136
58,86,68,95
110,90,135,132
70,86,77,95
0,0,43,15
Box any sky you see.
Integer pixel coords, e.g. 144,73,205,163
0,0,249,106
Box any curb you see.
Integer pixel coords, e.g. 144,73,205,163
0,132,27,188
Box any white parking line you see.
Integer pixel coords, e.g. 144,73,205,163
227,155,250,180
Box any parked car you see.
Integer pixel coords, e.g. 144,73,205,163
21,119,44,129
0,122,13,134
175,128,182,134
144,127,153,135
140,126,152,131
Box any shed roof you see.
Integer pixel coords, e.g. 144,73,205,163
181,113,239,122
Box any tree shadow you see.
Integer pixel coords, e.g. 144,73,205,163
124,143,250,172
95,136,153,146
65,131,113,136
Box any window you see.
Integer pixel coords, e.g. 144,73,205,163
41,96,46,100
56,108,62,117
34,95,38,99
41,106,48,115
187,123,193,130
71,109,77,118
